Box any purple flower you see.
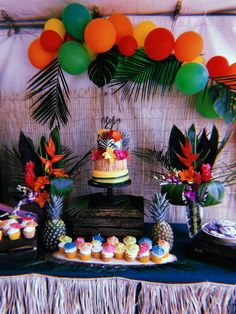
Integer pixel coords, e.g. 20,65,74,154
184,190,197,202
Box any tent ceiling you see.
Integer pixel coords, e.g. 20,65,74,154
0,0,236,20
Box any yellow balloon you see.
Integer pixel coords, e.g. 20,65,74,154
83,43,97,61
133,21,156,48
190,56,205,65
44,18,66,40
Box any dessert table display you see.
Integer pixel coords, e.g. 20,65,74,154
0,224,235,314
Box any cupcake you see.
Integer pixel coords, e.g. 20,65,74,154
0,230,2,241
151,245,165,264
7,223,22,240
158,240,170,258
64,242,77,259
2,220,12,236
75,237,85,252
114,242,126,259
92,234,105,242
91,240,102,259
123,236,136,246
23,226,36,239
138,237,152,250
125,244,139,262
58,235,72,254
138,242,150,263
79,243,92,261
107,236,119,246
101,242,115,262
21,217,35,228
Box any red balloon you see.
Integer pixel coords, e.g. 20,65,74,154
144,28,175,61
206,56,229,78
118,36,137,56
40,30,63,52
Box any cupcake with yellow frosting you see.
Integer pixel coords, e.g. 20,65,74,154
151,245,165,264
114,242,126,259
138,242,150,263
64,242,77,259
0,230,2,241
123,236,136,246
124,244,139,262
79,243,92,261
107,236,119,246
158,240,170,258
91,240,103,259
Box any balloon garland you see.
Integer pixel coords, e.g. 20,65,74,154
27,2,236,126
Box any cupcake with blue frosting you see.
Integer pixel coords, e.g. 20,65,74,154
138,237,152,250
64,242,77,259
151,245,165,263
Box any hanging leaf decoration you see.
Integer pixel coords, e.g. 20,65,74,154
88,46,119,87
203,75,236,124
109,49,182,102
25,58,70,129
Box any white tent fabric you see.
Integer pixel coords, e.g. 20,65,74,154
0,0,236,19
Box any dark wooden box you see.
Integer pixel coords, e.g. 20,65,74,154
67,194,144,239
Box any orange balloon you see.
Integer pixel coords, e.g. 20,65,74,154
174,31,203,62
108,14,133,44
28,38,57,69
84,18,116,53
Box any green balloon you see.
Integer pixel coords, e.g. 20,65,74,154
62,3,91,41
196,87,220,119
58,41,90,75
175,62,209,94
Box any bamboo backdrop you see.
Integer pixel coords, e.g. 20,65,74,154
0,86,235,223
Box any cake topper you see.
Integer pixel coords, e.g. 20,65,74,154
101,116,122,130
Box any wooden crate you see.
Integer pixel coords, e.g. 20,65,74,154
67,194,144,239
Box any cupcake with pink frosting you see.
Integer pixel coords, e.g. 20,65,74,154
75,237,85,252
138,242,150,263
101,242,115,262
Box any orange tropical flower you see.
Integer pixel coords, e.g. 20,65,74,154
34,176,50,192
39,154,64,173
35,190,50,208
45,136,56,157
178,167,196,183
109,130,123,142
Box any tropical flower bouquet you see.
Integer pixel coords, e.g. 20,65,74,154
9,127,74,250
157,124,231,238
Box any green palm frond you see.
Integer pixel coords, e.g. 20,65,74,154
25,58,70,129
133,147,169,169
88,46,119,87
205,76,236,124
109,49,182,102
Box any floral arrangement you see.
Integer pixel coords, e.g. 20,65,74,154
157,124,231,237
16,127,73,209
92,129,129,163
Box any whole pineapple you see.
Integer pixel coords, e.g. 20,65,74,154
149,192,174,250
43,195,66,250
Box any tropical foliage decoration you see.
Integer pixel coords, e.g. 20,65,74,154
26,2,236,127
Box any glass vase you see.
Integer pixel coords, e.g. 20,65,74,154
185,203,203,238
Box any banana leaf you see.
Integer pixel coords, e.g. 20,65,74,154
50,177,73,196
197,180,225,207
161,184,186,205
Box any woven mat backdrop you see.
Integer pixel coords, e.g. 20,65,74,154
0,87,235,223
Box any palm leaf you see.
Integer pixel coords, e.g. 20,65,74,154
25,58,70,129
88,46,119,87
110,49,182,102
133,147,169,169
168,125,186,170
161,184,186,205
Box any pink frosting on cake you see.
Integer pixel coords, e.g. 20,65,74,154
102,242,115,253
138,242,150,255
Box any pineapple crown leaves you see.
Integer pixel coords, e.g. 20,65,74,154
145,192,170,222
47,195,64,219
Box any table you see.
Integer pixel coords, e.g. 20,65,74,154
0,224,235,314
